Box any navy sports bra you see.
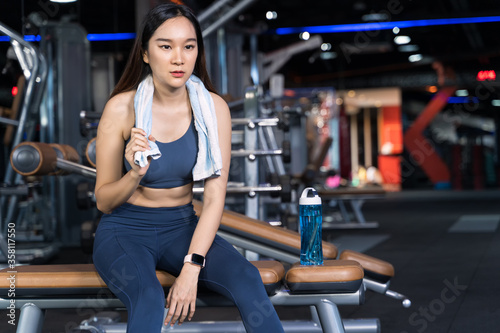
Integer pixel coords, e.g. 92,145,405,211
124,119,198,189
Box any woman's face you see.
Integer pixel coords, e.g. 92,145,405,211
143,16,198,91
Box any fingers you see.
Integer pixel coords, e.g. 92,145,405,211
164,302,191,326
124,128,152,173
188,300,196,321
164,293,196,326
127,128,151,152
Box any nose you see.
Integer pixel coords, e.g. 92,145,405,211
172,48,184,65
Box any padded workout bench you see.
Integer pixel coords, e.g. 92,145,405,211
193,201,410,308
0,260,380,333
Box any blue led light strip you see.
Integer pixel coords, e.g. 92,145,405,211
274,15,500,35
87,33,136,41
0,32,136,42
447,96,480,104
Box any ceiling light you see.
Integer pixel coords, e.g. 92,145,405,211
361,13,389,22
321,43,332,51
266,11,277,20
299,32,310,40
394,35,411,45
50,0,77,2
392,27,400,34
491,100,500,107
456,89,469,97
398,44,419,52
408,54,423,62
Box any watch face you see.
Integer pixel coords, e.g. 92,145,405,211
191,253,205,266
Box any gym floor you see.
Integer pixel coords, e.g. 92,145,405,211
1,189,499,333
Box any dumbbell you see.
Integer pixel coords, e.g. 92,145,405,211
10,142,79,176
11,142,96,178
86,137,96,168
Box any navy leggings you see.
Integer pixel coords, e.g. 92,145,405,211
92,202,284,333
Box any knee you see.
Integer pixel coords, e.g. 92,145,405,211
230,261,263,290
136,284,165,307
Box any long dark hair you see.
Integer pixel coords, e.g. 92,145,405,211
110,3,216,98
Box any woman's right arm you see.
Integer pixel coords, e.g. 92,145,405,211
94,94,150,214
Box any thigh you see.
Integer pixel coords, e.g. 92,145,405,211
155,221,197,275
93,223,163,303
199,235,263,298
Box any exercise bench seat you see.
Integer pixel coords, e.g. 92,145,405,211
0,261,284,297
0,260,375,333
339,249,394,283
286,260,364,294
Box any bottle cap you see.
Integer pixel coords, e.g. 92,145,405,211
299,187,321,205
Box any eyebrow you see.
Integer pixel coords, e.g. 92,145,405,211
155,38,197,43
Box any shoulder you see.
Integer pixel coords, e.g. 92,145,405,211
99,90,136,139
210,92,230,118
105,90,135,114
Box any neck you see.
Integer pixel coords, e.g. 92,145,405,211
152,80,189,107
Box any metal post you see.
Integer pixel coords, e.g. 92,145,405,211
244,86,259,220
217,28,228,95
244,86,260,261
17,303,45,333
315,299,346,333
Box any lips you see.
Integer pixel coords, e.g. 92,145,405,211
171,71,185,78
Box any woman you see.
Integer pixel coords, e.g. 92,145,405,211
93,3,284,333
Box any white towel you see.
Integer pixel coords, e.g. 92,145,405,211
133,75,161,167
133,74,222,181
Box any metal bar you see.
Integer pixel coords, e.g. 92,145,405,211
202,0,257,38
55,159,96,179
385,289,412,308
100,321,323,332
227,98,244,110
216,231,299,264
0,117,19,126
263,125,287,175
258,127,276,174
232,117,280,126
80,110,102,119
0,185,29,196
316,300,345,333
17,303,44,333
193,185,282,194
231,149,282,157
197,0,233,23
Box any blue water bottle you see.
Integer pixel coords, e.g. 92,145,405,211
299,187,323,265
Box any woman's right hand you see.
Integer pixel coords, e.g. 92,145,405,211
125,127,155,177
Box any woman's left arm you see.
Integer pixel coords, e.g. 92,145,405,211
165,94,231,327
185,93,231,261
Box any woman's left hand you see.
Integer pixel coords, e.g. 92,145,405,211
164,264,201,327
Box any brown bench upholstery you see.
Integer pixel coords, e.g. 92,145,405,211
0,261,284,292
339,249,394,282
285,260,364,294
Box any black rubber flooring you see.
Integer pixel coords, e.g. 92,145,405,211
1,190,499,332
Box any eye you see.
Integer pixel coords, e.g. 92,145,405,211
160,45,171,50
185,44,196,50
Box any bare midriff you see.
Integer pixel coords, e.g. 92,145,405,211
126,182,194,208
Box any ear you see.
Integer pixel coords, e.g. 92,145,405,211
143,50,149,64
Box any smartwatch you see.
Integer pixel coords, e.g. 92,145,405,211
184,253,206,268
